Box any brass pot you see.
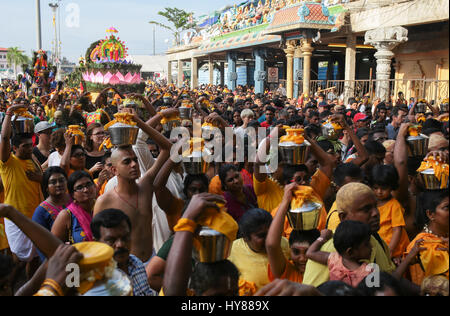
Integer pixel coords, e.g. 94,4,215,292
287,200,322,231
193,227,231,263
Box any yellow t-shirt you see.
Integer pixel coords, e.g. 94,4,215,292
326,201,341,231
378,198,410,258
407,233,449,286
228,237,291,291
0,155,43,219
253,175,284,213
0,191,9,250
302,235,396,287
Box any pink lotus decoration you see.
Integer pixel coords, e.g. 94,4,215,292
82,70,141,85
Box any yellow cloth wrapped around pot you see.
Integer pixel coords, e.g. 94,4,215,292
408,125,422,137
280,128,305,145
417,156,449,189
104,113,137,130
182,137,205,157
291,186,321,210
192,203,239,252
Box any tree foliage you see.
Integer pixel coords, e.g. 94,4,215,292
149,7,196,46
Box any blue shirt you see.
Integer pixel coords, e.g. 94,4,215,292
386,123,398,140
125,254,157,296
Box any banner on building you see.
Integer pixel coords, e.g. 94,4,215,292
268,67,279,83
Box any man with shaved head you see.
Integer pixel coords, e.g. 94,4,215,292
94,114,172,264
302,182,396,287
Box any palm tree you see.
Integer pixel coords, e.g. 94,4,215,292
6,47,30,78
149,7,196,47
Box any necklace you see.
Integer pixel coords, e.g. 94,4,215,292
114,187,139,210
423,224,446,239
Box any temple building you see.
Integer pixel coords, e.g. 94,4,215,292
166,0,449,103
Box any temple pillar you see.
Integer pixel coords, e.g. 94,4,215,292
293,46,303,99
177,60,183,88
284,41,296,99
254,48,266,95
190,57,198,90
208,56,214,85
227,52,237,91
220,62,225,87
364,26,408,102
301,39,314,98
167,61,172,84
344,34,357,103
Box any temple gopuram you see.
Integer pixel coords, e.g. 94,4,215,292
166,0,449,104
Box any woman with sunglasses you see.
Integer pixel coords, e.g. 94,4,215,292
51,171,96,244
60,131,91,178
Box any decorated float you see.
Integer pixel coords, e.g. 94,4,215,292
77,27,144,93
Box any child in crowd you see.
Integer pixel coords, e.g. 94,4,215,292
370,165,410,261
306,221,374,288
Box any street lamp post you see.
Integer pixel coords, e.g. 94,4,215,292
36,0,42,50
49,1,62,81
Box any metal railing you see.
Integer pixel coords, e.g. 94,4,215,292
294,79,449,103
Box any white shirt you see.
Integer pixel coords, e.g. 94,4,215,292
48,151,62,167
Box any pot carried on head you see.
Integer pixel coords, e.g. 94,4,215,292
417,156,449,190
288,186,322,231
182,138,210,175
67,125,86,145
279,128,310,165
11,109,34,134
179,100,194,120
104,113,139,147
406,125,429,158
322,120,343,141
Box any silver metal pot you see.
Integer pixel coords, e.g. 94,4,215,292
406,134,429,158
420,169,448,190
440,102,449,113
193,227,231,263
12,115,34,134
279,141,310,165
182,150,211,175
287,200,322,231
108,124,139,146
179,107,193,120
162,119,181,133
322,123,343,140
415,102,427,114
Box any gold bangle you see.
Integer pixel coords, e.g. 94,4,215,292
34,287,57,296
173,218,198,234
42,279,64,296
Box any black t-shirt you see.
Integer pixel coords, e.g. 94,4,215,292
85,153,105,179
33,147,48,165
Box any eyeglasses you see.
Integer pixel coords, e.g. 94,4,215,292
74,182,94,192
48,178,67,186
72,152,85,158
93,132,107,136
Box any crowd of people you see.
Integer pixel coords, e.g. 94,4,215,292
0,78,448,297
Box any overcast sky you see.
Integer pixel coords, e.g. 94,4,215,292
0,0,243,62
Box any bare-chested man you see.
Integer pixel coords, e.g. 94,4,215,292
94,114,172,263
